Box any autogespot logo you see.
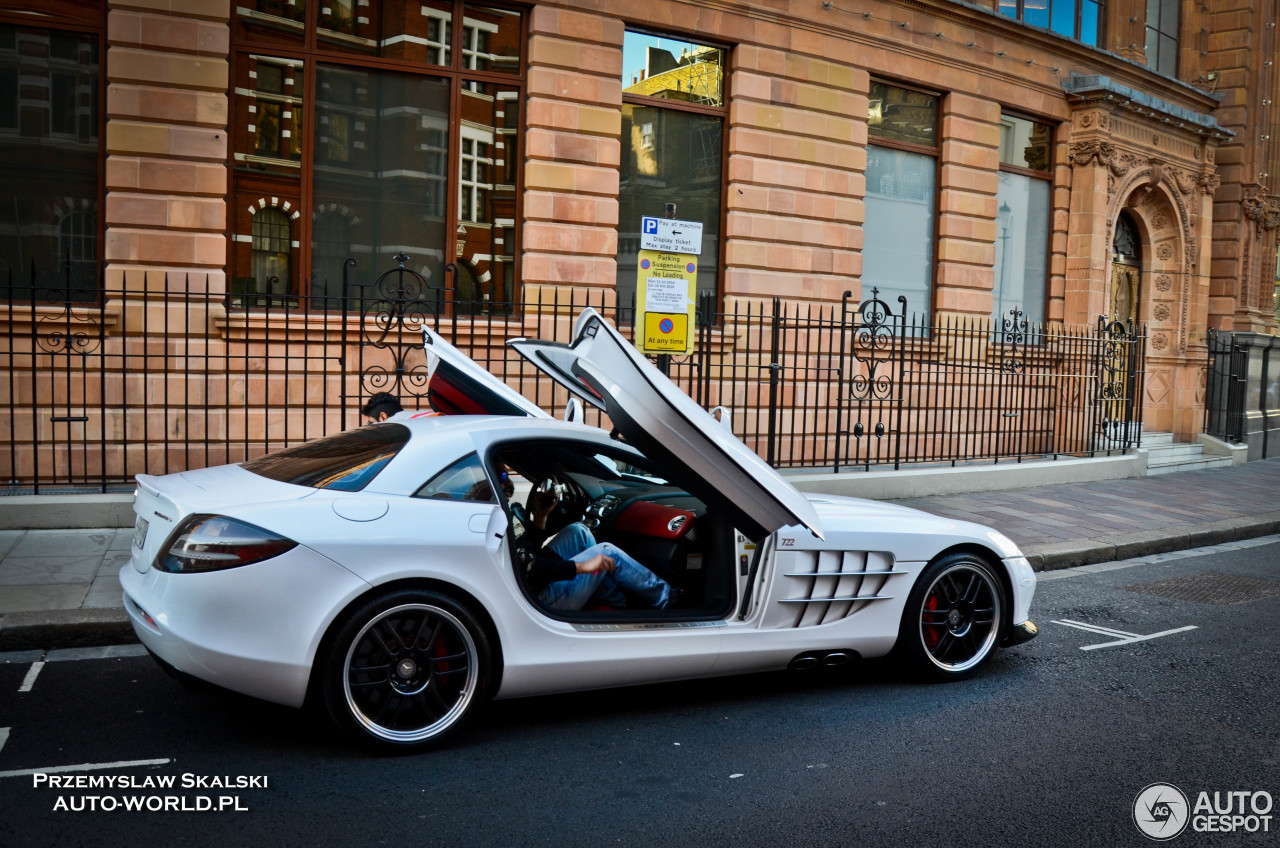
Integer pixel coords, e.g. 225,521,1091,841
1135,783,1190,840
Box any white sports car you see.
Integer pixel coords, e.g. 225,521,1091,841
121,308,1038,750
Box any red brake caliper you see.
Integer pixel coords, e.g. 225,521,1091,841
923,593,941,649
433,630,450,674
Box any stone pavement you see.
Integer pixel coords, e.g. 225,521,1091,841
0,456,1278,650
893,455,1280,567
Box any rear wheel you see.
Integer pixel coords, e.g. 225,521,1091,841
320,589,493,750
898,553,1004,681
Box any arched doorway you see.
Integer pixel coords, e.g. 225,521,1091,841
1110,210,1141,325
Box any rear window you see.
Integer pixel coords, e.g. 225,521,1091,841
241,424,410,491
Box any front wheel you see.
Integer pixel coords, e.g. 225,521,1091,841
897,553,1004,681
320,589,493,750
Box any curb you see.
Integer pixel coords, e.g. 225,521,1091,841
4,515,1280,653
0,608,137,653
1025,513,1280,570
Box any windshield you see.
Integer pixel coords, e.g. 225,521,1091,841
242,424,409,491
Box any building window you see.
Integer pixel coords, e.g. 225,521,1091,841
617,31,726,318
250,207,293,300
229,0,524,311
998,0,1102,47
59,208,97,267
0,21,101,301
864,80,939,321
993,114,1053,323
1145,0,1179,77
459,131,491,223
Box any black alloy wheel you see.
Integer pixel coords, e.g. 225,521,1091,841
321,589,493,749
898,553,1004,680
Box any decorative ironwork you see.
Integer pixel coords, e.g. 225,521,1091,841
346,253,440,407
834,288,906,471
997,308,1028,374
1097,315,1141,443
849,288,903,401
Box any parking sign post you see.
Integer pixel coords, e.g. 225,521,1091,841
636,215,701,357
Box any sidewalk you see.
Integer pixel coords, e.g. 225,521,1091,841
1,457,1278,651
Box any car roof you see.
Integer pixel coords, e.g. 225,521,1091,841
364,414,621,495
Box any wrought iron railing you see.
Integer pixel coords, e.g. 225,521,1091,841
1,258,1146,492
1204,328,1247,443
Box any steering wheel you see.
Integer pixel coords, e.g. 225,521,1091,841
526,473,586,530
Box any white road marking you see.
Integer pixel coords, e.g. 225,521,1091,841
0,727,9,755
1053,619,1198,651
1052,619,1139,639
1078,626,1198,652
46,645,148,662
18,661,44,693
0,759,171,779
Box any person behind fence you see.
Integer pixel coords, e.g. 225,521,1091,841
511,477,671,611
361,392,404,424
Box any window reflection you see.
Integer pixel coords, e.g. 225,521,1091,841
864,80,939,323
622,32,723,106
994,114,1053,323
231,54,304,305
994,174,1050,323
997,0,1102,47
863,146,936,321
999,114,1053,172
295,0,522,73
233,0,307,47
455,80,520,312
0,25,101,301
310,67,452,307
229,1,524,312
617,103,722,317
868,81,937,147
1144,0,1179,76
617,31,725,318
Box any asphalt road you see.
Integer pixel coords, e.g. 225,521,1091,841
2,538,1279,848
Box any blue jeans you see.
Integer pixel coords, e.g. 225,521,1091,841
538,523,671,611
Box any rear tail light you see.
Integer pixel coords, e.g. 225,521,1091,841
156,515,297,574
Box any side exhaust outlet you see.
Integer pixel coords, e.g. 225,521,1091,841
789,650,859,671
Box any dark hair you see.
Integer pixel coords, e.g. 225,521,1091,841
360,392,403,420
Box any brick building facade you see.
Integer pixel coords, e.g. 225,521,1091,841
1,0,1278,486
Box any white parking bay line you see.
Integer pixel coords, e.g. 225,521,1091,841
0,728,9,755
18,661,44,693
1052,619,1140,639
1052,619,1197,651
1078,626,1198,652
0,759,171,779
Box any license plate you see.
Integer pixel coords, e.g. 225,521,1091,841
133,516,149,550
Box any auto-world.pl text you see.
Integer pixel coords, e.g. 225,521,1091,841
32,773,268,812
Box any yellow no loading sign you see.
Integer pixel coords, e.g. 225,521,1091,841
636,249,696,354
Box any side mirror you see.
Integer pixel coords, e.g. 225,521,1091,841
564,397,583,423
710,405,733,433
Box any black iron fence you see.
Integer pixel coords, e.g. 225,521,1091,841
2,257,1146,492
1204,328,1248,443
1204,328,1280,459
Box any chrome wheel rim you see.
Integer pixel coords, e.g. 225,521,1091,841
918,564,1001,673
343,603,479,743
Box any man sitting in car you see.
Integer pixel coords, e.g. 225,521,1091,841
508,475,671,611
